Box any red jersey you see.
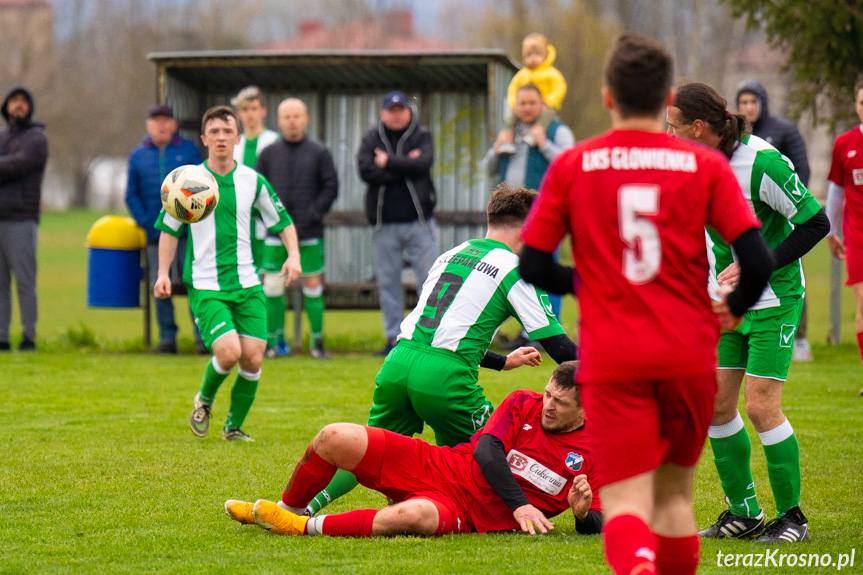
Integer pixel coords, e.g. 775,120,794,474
455,389,600,533
828,125,863,246
521,130,758,384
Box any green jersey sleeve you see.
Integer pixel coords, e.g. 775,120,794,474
255,174,292,234
757,154,821,225
154,208,185,238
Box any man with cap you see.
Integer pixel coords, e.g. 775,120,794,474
0,86,48,352
357,91,439,356
126,104,205,354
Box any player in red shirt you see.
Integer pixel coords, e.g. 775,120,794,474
519,34,773,575
223,361,603,537
827,79,863,387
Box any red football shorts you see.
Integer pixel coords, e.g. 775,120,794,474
581,373,717,487
351,426,472,534
844,241,863,286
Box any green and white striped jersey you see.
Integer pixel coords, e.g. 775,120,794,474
399,238,565,368
155,161,292,291
706,134,821,309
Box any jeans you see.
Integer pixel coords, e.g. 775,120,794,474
373,219,439,339
146,240,202,345
0,220,37,341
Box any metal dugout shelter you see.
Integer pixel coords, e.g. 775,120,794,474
148,50,518,311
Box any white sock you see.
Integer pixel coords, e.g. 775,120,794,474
306,515,326,536
277,500,306,515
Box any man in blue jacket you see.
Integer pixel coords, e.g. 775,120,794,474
126,105,204,354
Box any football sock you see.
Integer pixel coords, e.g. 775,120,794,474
708,412,760,517
759,419,801,518
307,509,378,537
307,469,359,514
655,534,699,575
856,332,863,361
265,294,286,347
224,368,259,430
282,446,338,509
199,357,231,403
603,514,657,575
303,286,324,343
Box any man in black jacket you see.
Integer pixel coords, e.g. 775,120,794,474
0,86,48,352
256,98,338,359
736,79,814,362
357,91,438,355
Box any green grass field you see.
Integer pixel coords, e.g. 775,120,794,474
0,210,861,574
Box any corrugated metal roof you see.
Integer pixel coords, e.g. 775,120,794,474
148,50,519,92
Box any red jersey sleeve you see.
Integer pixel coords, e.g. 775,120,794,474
828,135,845,186
705,155,760,243
477,390,536,450
521,153,572,252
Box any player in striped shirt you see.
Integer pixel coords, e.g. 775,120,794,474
305,183,577,515
154,105,301,442
668,82,828,544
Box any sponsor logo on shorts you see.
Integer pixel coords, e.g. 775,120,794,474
506,449,566,495
210,321,227,335
779,324,796,348
854,168,863,186
566,452,584,472
471,404,491,431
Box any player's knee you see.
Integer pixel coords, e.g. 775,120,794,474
312,423,359,463
214,342,241,367
744,398,778,427
377,501,436,535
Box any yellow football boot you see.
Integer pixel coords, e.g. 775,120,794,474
224,499,255,525
252,499,309,535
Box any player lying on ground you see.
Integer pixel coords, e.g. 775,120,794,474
306,183,577,516
225,361,603,537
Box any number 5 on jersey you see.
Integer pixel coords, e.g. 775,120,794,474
619,184,661,284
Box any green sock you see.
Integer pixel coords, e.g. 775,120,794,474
199,358,231,403
304,292,324,342
224,369,259,431
759,420,801,517
306,469,359,514
708,413,760,517
265,294,286,346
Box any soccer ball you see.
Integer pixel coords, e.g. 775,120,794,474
160,165,219,224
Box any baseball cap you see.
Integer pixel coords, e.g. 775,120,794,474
148,104,174,119
382,91,409,110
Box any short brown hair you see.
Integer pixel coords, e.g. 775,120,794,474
516,83,545,102
231,85,265,109
201,105,239,135
551,360,580,404
487,183,537,229
604,33,673,119
674,82,749,159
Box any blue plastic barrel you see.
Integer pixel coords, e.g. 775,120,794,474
86,216,146,308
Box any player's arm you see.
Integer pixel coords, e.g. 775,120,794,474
769,208,829,270
480,347,541,371
518,245,577,295
154,232,178,299
277,224,302,286
536,333,577,364
567,474,603,535
473,434,554,535
722,228,773,319
826,181,846,259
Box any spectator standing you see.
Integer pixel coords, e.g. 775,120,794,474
126,105,205,354
0,86,48,352
484,83,574,342
737,79,814,361
256,98,338,359
358,91,438,355
826,79,863,395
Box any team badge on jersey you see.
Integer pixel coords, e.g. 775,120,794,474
566,452,584,472
783,173,805,202
540,294,555,317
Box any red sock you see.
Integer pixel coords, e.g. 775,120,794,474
282,445,337,508
603,514,657,575
316,509,378,537
656,534,699,575
856,332,863,362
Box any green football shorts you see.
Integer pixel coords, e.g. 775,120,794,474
367,339,494,448
260,237,324,277
189,286,267,350
718,298,804,381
